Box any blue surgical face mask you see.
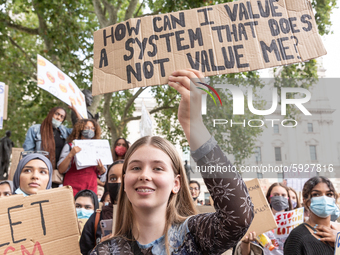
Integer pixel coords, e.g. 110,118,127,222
52,118,62,128
81,129,95,139
309,196,340,218
76,208,94,219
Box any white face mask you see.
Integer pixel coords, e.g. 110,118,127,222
52,118,62,128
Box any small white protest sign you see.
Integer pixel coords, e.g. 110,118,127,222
74,139,113,169
274,208,304,238
0,82,5,129
140,101,153,137
37,55,88,118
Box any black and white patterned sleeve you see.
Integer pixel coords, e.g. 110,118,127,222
187,136,254,254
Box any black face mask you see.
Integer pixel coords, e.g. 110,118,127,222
193,197,198,201
108,183,121,204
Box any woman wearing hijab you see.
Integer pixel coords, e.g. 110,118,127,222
0,180,14,197
74,189,99,219
79,160,123,255
13,153,53,196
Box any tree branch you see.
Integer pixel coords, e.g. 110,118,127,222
103,92,117,138
135,8,163,18
125,0,139,20
133,0,145,17
122,87,146,119
101,0,115,25
7,36,36,69
93,0,108,28
1,18,39,35
123,105,176,123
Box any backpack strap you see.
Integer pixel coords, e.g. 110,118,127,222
94,209,101,244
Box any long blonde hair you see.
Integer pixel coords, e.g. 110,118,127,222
114,136,197,253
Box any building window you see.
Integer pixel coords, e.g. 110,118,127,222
275,147,282,161
308,123,313,132
257,172,263,179
310,145,317,161
274,124,279,134
277,173,284,182
255,147,262,162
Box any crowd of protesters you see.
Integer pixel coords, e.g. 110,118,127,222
1,69,340,255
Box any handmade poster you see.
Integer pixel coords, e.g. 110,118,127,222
78,219,88,234
196,179,277,236
74,139,113,169
140,101,153,137
274,207,304,238
0,186,81,255
92,0,326,95
335,232,340,255
244,178,277,236
37,54,88,118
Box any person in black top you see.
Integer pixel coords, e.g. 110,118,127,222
79,160,123,255
284,176,340,255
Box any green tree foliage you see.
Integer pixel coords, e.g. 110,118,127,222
0,0,336,164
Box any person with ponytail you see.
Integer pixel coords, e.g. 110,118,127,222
23,107,80,187
57,119,105,196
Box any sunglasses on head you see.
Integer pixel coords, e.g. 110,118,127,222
20,150,50,160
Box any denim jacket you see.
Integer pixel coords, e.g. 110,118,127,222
23,124,72,151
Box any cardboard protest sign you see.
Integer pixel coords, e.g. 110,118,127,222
139,101,153,137
78,219,88,234
335,232,340,255
93,0,326,95
274,207,304,238
197,179,277,235
8,148,24,181
37,55,88,118
74,139,113,169
244,178,277,235
0,186,81,255
258,178,270,194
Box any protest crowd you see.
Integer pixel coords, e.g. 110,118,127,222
0,0,338,254
1,68,340,255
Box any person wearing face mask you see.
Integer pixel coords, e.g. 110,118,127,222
79,160,123,255
23,106,81,188
75,189,99,219
284,176,340,255
112,138,129,161
57,119,106,196
237,183,291,255
288,187,301,209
